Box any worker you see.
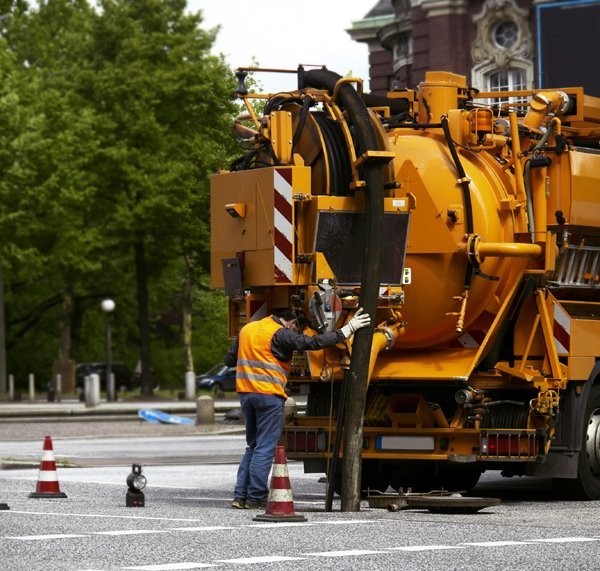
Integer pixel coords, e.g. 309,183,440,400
226,307,371,509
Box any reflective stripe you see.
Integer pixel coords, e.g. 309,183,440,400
237,371,286,387
238,358,287,376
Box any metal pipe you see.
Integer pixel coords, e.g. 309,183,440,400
460,241,543,259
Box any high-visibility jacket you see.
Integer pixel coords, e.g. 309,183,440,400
236,316,290,399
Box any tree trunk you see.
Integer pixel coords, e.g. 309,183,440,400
135,240,153,396
182,268,194,373
59,286,73,361
0,259,6,394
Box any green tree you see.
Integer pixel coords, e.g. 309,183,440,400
0,0,239,392
82,0,238,394
0,0,105,388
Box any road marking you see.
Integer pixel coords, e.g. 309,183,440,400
4,510,225,522
171,526,234,532
119,536,600,570
95,530,172,536
217,555,305,564
245,522,312,528
386,545,465,551
304,549,387,557
528,537,600,543
5,533,88,540
462,541,533,547
123,564,216,570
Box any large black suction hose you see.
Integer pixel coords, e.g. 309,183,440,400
304,69,384,511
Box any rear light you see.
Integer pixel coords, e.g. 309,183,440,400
481,432,538,458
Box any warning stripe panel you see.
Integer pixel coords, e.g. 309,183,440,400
553,302,570,355
273,169,293,283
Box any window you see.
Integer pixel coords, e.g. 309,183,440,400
492,20,518,49
488,69,527,106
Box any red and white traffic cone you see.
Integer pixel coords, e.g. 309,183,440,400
29,435,67,498
253,445,306,522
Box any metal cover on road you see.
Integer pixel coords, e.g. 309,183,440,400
406,495,501,514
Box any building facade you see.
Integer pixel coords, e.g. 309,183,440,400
348,0,600,96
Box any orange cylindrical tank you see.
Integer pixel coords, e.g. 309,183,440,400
388,128,531,349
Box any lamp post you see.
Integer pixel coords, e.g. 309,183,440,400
101,298,116,402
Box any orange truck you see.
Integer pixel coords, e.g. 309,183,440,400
211,67,600,499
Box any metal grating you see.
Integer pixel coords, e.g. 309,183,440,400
550,245,600,287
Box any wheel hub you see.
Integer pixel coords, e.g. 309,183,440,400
585,408,600,475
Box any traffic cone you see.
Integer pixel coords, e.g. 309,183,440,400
29,436,67,498
253,445,307,522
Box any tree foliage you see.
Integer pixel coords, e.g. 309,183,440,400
0,0,239,391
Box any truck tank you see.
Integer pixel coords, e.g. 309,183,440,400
211,67,600,499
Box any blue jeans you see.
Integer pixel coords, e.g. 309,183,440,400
234,392,285,502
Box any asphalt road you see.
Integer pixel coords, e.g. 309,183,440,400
2,428,600,570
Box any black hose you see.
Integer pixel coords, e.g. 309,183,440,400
304,68,385,511
441,115,475,292
312,112,352,196
441,116,473,234
361,93,410,115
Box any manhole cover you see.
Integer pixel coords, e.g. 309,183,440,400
405,495,501,514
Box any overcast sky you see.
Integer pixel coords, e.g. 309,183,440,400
186,1,374,93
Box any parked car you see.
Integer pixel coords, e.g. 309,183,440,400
75,362,134,394
195,364,236,397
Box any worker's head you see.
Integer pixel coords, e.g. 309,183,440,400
273,308,299,331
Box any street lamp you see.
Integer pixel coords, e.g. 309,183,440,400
101,298,116,402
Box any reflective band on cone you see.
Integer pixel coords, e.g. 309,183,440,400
253,445,306,522
29,435,67,499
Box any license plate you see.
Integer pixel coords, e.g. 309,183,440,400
376,435,435,451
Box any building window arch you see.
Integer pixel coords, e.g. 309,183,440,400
471,0,534,99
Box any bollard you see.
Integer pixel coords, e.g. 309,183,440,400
8,374,14,401
284,397,297,421
184,371,196,401
46,382,55,402
196,395,215,425
55,374,62,403
85,373,100,408
28,373,35,401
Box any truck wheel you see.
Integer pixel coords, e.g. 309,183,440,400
555,385,600,500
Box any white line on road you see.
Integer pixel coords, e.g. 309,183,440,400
303,549,387,557
123,564,217,570
5,533,89,540
217,555,306,564
95,529,173,536
385,545,465,551
462,540,539,547
528,537,600,543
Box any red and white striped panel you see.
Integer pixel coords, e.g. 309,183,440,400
273,169,293,283
553,302,571,355
248,298,268,322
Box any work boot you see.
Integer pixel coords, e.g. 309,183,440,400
245,500,267,509
231,499,248,509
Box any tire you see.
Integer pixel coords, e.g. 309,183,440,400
211,383,225,398
554,385,600,500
